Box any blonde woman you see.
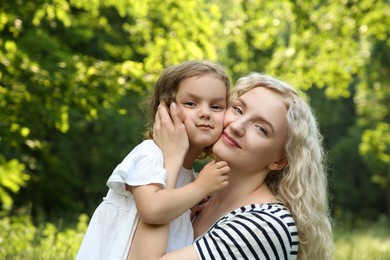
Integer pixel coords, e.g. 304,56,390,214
144,72,333,259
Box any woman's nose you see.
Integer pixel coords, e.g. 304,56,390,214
229,119,245,136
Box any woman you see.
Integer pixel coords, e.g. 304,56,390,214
152,72,334,259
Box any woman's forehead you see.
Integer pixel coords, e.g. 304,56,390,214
238,87,288,127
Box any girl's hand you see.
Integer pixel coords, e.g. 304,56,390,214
190,197,209,221
153,102,189,171
195,160,229,195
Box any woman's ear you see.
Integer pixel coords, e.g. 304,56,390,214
268,156,288,171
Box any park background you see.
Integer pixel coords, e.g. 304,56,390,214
0,0,389,259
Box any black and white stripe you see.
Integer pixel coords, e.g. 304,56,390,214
195,203,298,260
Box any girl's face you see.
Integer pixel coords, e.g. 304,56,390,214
175,74,227,149
212,87,288,173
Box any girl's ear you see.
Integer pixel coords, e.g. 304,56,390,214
268,156,288,171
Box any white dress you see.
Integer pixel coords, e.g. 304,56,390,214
76,140,195,260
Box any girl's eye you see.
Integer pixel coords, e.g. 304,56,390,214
184,101,196,107
211,104,224,111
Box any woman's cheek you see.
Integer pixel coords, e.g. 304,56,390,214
223,111,236,128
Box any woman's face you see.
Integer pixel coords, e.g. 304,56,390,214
212,87,288,173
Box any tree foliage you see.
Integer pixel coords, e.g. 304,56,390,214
0,0,223,216
0,0,389,223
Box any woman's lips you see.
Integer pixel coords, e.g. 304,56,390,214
221,132,241,148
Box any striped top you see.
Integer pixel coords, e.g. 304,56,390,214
194,203,298,260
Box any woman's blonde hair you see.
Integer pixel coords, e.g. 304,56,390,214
145,60,230,138
232,72,334,259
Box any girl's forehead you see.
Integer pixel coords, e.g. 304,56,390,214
177,75,227,93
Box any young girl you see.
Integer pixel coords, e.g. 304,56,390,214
76,61,231,260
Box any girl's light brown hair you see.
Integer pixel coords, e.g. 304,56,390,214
145,60,230,138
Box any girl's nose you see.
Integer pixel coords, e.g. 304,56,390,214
198,105,211,119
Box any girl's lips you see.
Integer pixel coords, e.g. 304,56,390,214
197,124,213,129
221,132,241,148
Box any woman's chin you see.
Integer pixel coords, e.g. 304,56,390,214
209,153,220,161
211,143,225,161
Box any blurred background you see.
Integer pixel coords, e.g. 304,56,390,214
0,0,389,259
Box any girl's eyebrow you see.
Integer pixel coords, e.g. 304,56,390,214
236,97,275,134
211,96,227,103
182,92,226,102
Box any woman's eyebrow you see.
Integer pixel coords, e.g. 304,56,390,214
236,97,246,108
262,118,275,134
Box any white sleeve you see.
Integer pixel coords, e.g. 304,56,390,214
124,151,167,187
107,140,167,194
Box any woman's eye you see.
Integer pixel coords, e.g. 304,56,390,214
257,126,268,136
233,106,243,115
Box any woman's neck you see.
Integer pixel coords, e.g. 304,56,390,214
210,167,274,209
193,168,275,239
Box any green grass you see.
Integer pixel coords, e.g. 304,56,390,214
334,218,390,260
0,213,389,259
0,214,88,259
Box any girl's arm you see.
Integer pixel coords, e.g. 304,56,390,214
127,103,219,260
153,102,188,189
131,102,188,224
159,245,198,260
129,161,229,258
132,102,229,224
127,223,199,260
132,160,229,224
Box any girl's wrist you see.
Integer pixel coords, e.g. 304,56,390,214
192,179,209,199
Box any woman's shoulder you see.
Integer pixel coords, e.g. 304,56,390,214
195,203,299,259
220,203,297,232
230,202,292,217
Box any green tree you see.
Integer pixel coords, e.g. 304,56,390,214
216,0,389,220
0,0,226,217
357,38,390,216
0,0,389,224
